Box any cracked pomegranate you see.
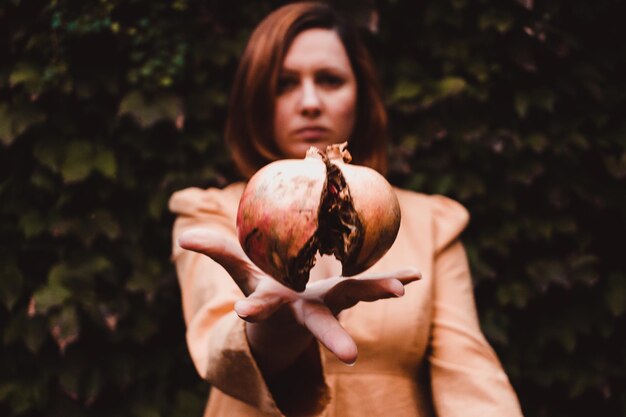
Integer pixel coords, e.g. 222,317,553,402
236,142,401,291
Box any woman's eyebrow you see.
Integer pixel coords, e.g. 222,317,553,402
280,65,349,75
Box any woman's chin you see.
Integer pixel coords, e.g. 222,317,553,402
283,141,329,158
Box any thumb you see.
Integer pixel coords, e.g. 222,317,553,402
178,228,260,294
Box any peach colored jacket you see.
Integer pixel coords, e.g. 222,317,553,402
169,182,524,417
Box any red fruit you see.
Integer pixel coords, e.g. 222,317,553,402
236,143,401,291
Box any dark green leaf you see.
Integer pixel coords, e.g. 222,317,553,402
94,148,117,179
61,141,94,183
23,316,48,354
19,210,46,238
0,101,46,146
9,62,42,93
32,282,72,314
0,262,23,310
49,305,80,353
606,273,626,317
389,79,423,102
118,91,183,128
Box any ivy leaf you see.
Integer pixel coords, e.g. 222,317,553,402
0,101,46,146
83,369,103,406
132,403,161,417
508,160,544,185
389,79,423,102
478,11,514,33
118,91,183,128
91,210,121,240
48,255,113,289
105,353,134,389
32,282,72,315
554,323,578,353
50,211,120,244
0,383,13,402
0,262,23,310
4,311,26,346
23,316,48,354
437,76,466,97
509,44,538,73
33,137,65,173
5,311,48,353
59,360,102,405
59,141,117,183
606,272,626,317
570,254,599,286
94,148,117,179
480,308,510,346
19,210,46,238
125,254,162,295
515,93,529,118
59,359,81,401
496,281,532,308
49,305,80,353
527,259,569,292
534,89,556,113
30,167,58,192
131,311,158,343
172,388,207,417
99,303,121,332
419,77,467,108
61,141,94,183
148,191,167,219
9,62,42,94
527,133,548,153
604,152,626,179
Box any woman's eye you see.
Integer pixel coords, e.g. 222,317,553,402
317,74,344,88
277,76,298,94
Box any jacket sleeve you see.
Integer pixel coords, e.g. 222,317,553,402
169,186,329,416
426,195,524,417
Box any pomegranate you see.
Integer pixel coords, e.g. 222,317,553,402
236,142,401,291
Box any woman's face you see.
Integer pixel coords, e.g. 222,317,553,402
273,28,358,159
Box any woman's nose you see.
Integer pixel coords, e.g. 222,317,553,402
300,81,322,117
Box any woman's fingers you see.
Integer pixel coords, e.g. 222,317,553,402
293,299,358,365
234,279,297,322
355,267,422,285
295,269,421,363
320,268,422,313
178,228,262,294
178,228,248,268
323,278,403,313
234,294,285,322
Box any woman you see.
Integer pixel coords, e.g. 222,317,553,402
169,2,524,416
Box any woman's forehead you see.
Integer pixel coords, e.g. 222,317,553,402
282,28,352,72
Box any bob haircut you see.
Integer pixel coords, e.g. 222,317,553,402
225,1,389,179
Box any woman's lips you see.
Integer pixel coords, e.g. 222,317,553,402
294,127,328,141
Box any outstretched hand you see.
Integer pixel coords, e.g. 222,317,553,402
178,228,421,365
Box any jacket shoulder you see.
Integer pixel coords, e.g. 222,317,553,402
168,182,246,219
395,188,470,253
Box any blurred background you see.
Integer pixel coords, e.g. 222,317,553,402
1,0,625,416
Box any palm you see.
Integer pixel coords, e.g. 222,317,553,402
178,228,420,364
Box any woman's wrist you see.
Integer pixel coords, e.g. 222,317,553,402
245,304,316,377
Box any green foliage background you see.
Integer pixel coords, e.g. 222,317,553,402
1,0,624,416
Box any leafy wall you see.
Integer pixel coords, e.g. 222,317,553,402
1,1,624,416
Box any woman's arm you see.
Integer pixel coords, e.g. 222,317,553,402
428,239,524,416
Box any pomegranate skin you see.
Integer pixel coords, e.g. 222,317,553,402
236,156,327,289
236,144,401,291
333,159,401,277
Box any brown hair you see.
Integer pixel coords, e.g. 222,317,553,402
225,1,388,179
